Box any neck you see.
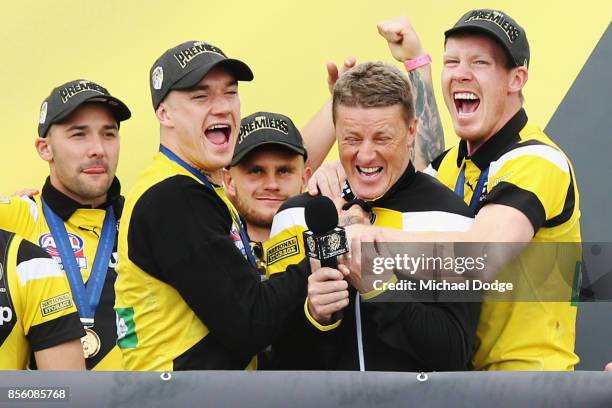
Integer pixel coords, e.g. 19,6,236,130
160,139,221,184
466,104,523,156
246,222,270,243
206,169,223,186
160,139,199,169
467,138,487,155
49,175,107,208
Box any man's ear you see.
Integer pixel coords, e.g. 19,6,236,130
223,168,237,200
302,165,313,188
155,101,174,128
509,66,528,94
35,136,53,162
406,117,418,147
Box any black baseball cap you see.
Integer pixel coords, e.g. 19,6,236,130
38,79,131,138
231,112,307,166
150,40,254,109
445,9,530,68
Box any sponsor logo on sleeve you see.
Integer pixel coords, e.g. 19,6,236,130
40,292,73,317
267,236,300,265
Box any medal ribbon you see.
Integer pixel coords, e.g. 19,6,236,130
454,163,490,211
159,145,258,271
42,199,115,323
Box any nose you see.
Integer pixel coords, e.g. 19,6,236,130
262,173,280,191
355,140,377,164
210,93,233,116
87,134,106,158
451,61,473,83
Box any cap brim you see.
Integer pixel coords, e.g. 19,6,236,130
230,141,307,166
173,58,254,91
444,25,518,66
54,94,132,124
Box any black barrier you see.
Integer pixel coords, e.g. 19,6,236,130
0,371,610,407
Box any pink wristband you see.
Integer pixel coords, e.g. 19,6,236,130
404,54,432,71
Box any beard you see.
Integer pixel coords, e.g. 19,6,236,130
59,171,114,204
233,195,276,230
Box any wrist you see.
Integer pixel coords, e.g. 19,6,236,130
404,54,431,71
307,299,330,324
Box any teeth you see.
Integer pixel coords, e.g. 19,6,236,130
454,92,478,100
207,124,229,131
358,166,382,174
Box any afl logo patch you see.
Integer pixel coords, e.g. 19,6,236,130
39,233,85,257
39,101,48,124
38,233,88,270
152,66,164,90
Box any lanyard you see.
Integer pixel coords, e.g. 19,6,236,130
159,145,258,271
42,199,115,323
454,162,489,211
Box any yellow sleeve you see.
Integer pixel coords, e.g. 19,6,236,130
264,224,307,278
9,236,82,350
0,195,39,238
264,196,312,278
485,143,573,231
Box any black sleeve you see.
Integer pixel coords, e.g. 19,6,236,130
366,295,481,371
263,272,346,370
128,176,309,359
28,312,84,352
479,181,546,233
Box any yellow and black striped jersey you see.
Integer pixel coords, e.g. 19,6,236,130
267,162,481,371
425,108,581,370
115,151,309,371
0,178,123,370
0,229,83,369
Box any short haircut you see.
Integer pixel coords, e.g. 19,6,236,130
332,62,415,125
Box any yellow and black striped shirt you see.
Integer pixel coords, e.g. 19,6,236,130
0,229,83,369
115,151,309,371
0,178,123,370
425,108,582,370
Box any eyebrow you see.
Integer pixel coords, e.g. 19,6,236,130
66,123,118,131
189,80,239,92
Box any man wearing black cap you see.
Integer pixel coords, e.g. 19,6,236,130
352,11,582,370
223,112,311,273
114,41,313,371
0,79,131,370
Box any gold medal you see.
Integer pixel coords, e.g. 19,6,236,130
81,327,101,359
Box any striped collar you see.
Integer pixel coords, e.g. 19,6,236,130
41,176,123,221
456,108,527,170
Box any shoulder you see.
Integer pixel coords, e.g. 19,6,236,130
390,172,474,218
270,193,312,237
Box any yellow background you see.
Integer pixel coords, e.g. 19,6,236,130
1,0,610,193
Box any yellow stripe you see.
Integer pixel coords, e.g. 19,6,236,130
304,298,341,332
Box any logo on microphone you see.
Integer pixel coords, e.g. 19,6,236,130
303,228,349,261
306,236,316,254
329,234,341,251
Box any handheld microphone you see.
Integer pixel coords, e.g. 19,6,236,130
303,196,349,321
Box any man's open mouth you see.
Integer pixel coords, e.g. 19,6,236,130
357,166,383,178
204,124,231,145
454,92,480,116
